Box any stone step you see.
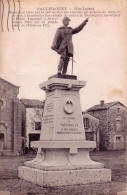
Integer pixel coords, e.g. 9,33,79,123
0,150,16,156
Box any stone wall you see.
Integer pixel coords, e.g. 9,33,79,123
108,103,127,150
0,78,45,154
13,98,25,154
25,108,43,148
0,97,14,150
88,109,108,150
82,113,99,150
0,78,19,151
88,103,127,151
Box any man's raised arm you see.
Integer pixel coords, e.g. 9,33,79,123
72,18,88,34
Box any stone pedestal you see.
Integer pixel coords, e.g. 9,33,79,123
18,76,111,186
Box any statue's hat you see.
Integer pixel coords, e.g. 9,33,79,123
63,16,71,22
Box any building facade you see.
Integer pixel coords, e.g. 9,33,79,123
0,77,22,155
82,113,99,150
0,77,44,155
87,101,127,151
20,99,44,150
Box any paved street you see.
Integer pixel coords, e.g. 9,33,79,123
0,150,127,195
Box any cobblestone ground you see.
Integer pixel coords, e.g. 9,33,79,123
0,150,126,195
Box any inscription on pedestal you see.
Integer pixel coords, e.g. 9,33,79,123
45,102,53,113
42,102,54,130
57,116,81,135
43,115,54,124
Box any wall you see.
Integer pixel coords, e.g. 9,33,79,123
82,113,99,150
0,79,19,151
26,108,43,147
108,103,127,150
88,103,127,151
88,109,108,150
13,98,25,154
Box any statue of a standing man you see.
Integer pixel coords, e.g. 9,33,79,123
51,17,88,75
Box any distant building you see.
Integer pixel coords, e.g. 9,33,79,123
20,99,44,150
82,112,99,150
0,77,22,155
0,77,45,155
87,101,127,151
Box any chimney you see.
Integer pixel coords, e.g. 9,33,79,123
100,100,104,106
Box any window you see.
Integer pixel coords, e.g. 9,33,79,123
0,133,4,140
35,122,41,130
116,136,121,141
116,120,121,131
84,118,89,129
117,108,120,113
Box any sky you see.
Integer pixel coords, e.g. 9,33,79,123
0,0,127,111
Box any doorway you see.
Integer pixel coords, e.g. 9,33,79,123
0,124,7,150
0,133,4,150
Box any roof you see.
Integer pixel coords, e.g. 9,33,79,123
82,112,99,119
0,77,20,88
86,101,126,112
20,98,45,108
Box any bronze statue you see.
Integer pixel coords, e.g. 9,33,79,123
51,17,88,75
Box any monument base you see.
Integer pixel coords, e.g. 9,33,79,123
18,141,111,187
18,166,111,187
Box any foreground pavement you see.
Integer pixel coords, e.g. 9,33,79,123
0,150,126,195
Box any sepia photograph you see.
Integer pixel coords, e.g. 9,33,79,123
0,0,127,194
